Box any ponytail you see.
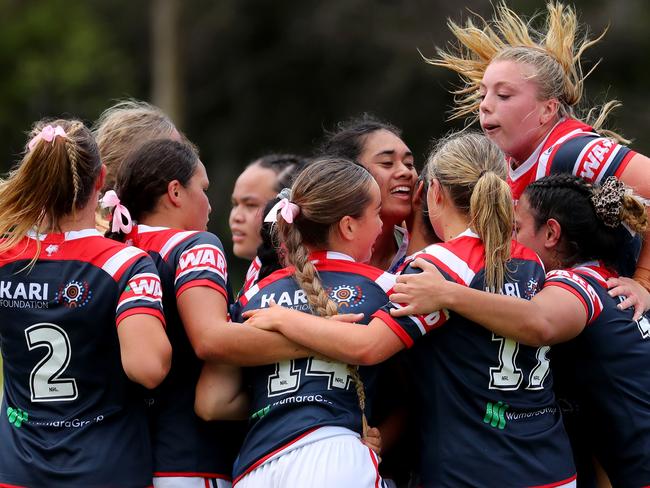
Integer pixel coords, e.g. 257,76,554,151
426,131,512,292
470,171,513,292
0,119,100,260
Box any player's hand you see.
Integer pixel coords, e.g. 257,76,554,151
361,426,382,460
243,301,288,331
390,258,449,316
608,276,650,321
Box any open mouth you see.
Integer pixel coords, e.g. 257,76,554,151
390,186,411,197
482,123,501,135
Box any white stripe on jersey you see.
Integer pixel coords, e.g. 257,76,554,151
426,245,475,286
102,246,144,278
538,128,594,179
159,231,197,260
117,295,163,310
374,272,396,293
244,283,260,303
175,265,227,284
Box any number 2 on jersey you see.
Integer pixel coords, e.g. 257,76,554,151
25,323,78,402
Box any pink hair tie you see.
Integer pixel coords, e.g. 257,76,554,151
28,125,67,151
264,198,300,224
100,190,134,234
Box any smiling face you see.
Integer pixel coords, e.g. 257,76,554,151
358,129,417,226
229,164,278,259
479,60,557,164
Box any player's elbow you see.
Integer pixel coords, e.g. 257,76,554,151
354,341,393,366
194,397,220,421
125,342,172,389
521,316,559,347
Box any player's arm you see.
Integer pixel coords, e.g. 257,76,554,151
177,286,311,365
618,153,650,290
194,361,248,421
118,314,171,389
389,258,586,346
243,303,404,366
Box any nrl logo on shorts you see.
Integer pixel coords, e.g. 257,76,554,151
56,280,92,309
327,285,365,310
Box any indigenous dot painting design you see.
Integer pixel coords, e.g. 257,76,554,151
57,280,92,309
327,284,365,310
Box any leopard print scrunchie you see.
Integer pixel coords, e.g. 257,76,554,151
591,176,625,228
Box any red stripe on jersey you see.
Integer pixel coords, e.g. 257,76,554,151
0,483,28,488
177,279,228,301
153,472,231,480
529,474,577,488
232,427,319,486
372,309,414,348
116,307,166,328
544,281,592,325
614,148,636,178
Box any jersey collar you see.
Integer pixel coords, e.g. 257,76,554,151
308,250,356,264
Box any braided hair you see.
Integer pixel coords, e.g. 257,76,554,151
276,158,376,434
523,174,647,268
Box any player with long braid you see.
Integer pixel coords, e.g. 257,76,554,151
205,158,391,488
244,132,577,487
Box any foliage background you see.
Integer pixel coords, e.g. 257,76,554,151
1,0,649,290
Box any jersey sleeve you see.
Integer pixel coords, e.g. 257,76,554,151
549,134,636,183
371,254,450,348
116,253,165,327
172,232,229,300
544,269,603,324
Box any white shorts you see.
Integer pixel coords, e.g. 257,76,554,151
235,430,382,488
153,476,232,488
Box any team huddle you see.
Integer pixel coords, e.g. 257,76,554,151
2,3,650,488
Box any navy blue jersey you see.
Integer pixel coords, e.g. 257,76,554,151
127,224,244,480
231,251,396,482
375,230,575,487
0,229,165,487
547,263,650,487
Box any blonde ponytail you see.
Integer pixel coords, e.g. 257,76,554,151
427,131,513,292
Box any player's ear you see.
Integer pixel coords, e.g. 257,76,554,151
167,180,182,207
336,215,356,242
544,218,562,248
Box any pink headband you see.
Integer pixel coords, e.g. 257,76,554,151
100,190,134,234
264,198,300,224
28,125,67,151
